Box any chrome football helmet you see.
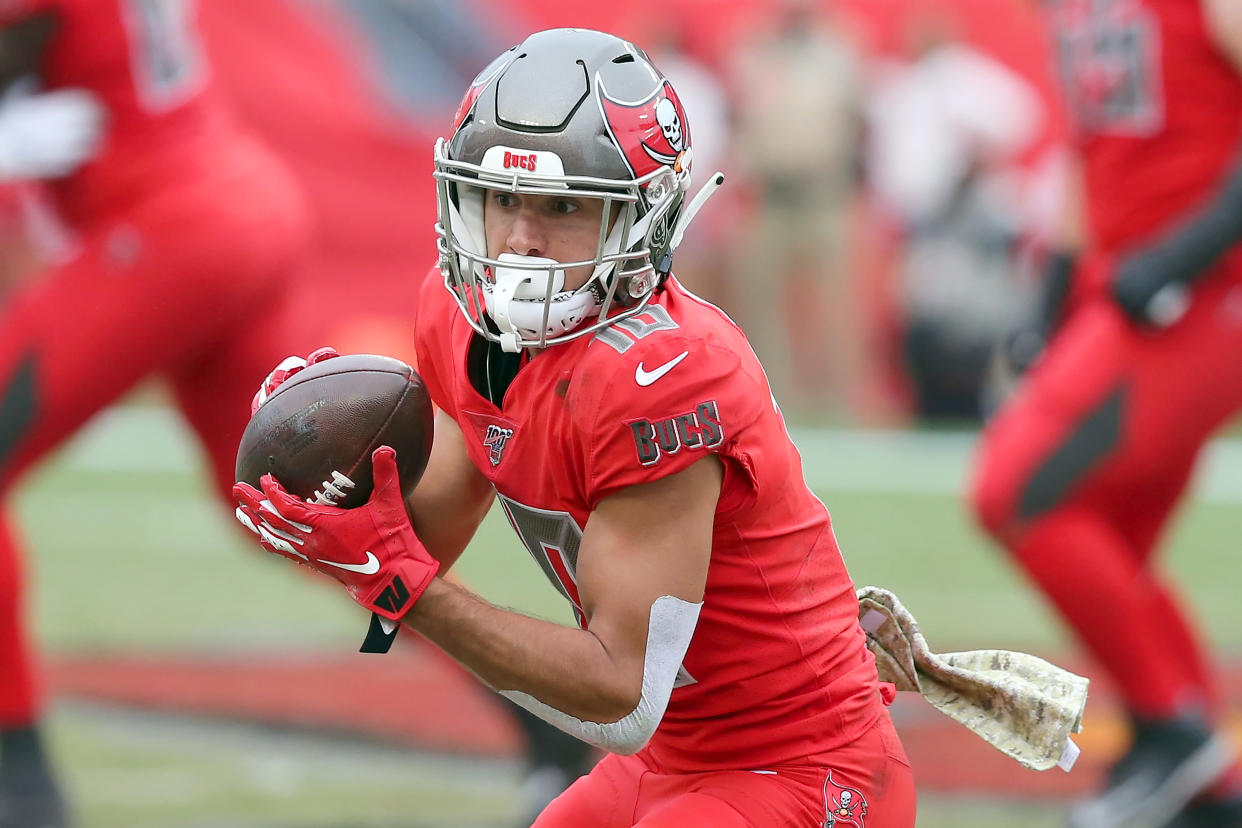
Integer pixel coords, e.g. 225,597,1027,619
434,28,723,352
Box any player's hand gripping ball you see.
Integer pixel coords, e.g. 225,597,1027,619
233,351,439,622
235,351,433,508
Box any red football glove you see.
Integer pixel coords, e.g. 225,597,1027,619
251,346,340,415
232,446,438,621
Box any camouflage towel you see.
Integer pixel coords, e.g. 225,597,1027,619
857,586,1089,772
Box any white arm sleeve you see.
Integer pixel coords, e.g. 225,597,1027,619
499,595,702,755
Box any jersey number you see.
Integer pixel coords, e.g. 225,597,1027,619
497,494,588,627
592,304,680,354
1053,0,1162,136
495,492,698,688
122,0,206,112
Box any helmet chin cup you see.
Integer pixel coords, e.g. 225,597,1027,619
487,254,568,352
493,254,565,299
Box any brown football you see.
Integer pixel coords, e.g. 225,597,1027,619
235,354,434,508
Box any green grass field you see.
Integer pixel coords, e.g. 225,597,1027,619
15,404,1242,826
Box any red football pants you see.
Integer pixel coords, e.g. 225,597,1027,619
0,146,314,726
532,710,915,827
971,271,1242,718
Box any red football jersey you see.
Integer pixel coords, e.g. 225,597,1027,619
416,270,882,772
0,0,230,222
1047,0,1242,256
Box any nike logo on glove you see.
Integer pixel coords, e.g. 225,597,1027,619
316,551,381,575
635,351,689,386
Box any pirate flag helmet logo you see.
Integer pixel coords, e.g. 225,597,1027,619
598,78,692,178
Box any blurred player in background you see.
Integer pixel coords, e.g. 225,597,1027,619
972,1,1242,825
200,3,594,818
0,1,311,825
200,0,437,366
235,27,917,828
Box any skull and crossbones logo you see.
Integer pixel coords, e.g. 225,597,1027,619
654,97,684,152
823,771,868,827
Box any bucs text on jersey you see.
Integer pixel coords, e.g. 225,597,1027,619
415,268,885,772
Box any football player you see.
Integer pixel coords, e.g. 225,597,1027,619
236,28,917,827
197,3,597,815
972,1,1242,826
0,2,311,825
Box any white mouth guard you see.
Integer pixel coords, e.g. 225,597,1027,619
487,254,561,351
486,253,599,351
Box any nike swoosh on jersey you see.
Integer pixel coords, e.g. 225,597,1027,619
635,351,690,386
316,550,381,575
